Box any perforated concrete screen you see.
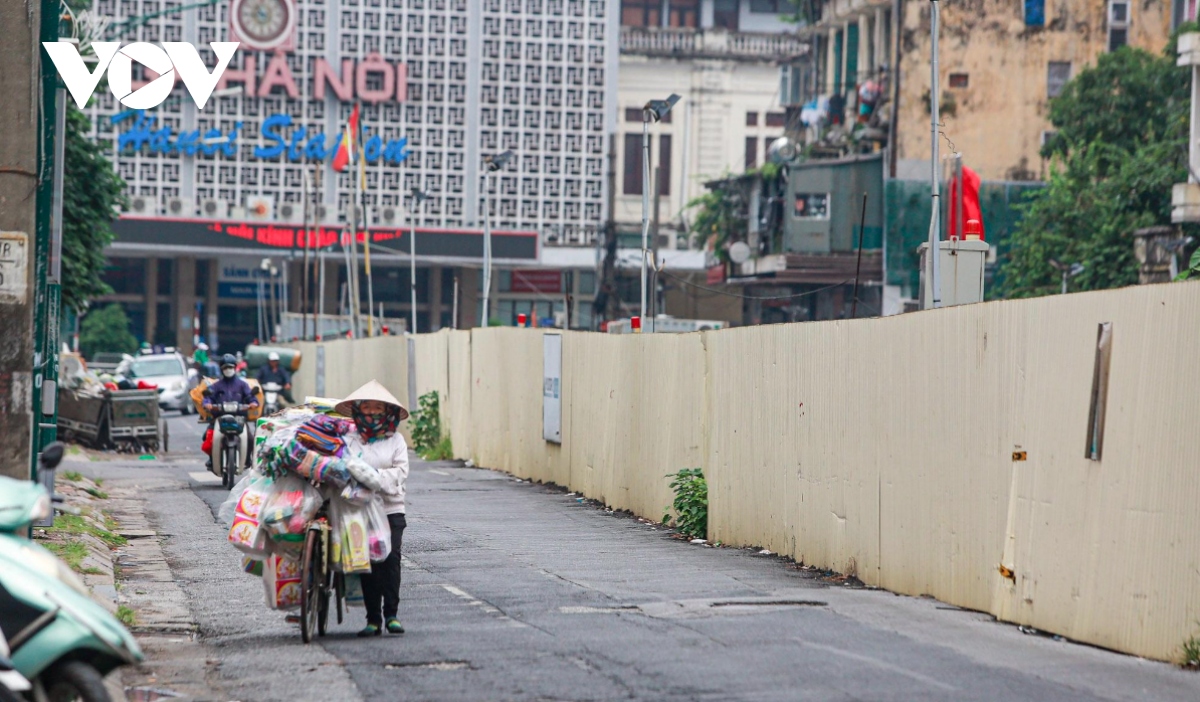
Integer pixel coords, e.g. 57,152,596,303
85,0,618,240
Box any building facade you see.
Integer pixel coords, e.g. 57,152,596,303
84,0,620,351
788,0,1184,182
615,0,803,248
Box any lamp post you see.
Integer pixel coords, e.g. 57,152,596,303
1048,259,1085,294
640,94,680,322
258,257,271,342
926,0,943,309
408,187,429,334
481,150,514,326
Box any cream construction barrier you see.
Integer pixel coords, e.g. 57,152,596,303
291,283,1200,662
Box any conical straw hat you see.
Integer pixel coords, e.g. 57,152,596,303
334,379,409,420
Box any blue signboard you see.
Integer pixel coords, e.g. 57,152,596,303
219,282,283,300
112,110,409,166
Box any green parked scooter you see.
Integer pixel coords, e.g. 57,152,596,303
0,443,143,701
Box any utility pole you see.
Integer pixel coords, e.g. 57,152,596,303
408,188,429,334
1172,32,1200,224
926,0,943,309
595,134,621,327
481,150,513,326
302,169,310,340
640,95,679,321
0,0,59,480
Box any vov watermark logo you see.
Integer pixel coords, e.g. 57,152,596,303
43,41,240,110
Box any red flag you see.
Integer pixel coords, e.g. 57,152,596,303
947,165,985,240
331,104,359,173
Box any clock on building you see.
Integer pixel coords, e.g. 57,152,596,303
229,0,296,52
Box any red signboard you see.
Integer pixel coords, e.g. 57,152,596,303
510,269,562,293
706,264,725,285
112,216,540,261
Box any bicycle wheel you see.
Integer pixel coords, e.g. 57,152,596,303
300,528,321,643
317,532,332,636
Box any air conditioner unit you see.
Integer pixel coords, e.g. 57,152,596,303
278,202,300,222
229,205,247,220
378,206,400,226
128,196,152,215
314,204,331,223
201,199,228,219
165,197,190,217
246,196,274,221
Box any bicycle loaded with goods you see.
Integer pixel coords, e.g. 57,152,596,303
220,402,392,643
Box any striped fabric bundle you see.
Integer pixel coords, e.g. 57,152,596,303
294,415,353,457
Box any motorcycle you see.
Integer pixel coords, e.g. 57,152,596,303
0,442,143,702
210,401,252,489
262,381,283,415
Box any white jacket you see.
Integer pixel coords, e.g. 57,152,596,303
343,432,410,514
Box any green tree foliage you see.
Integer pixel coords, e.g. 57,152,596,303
63,104,126,313
687,167,779,263
999,27,1198,298
79,304,137,359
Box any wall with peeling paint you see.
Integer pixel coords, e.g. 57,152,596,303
895,0,1175,181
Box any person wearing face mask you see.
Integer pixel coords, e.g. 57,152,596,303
201,354,259,467
335,380,410,637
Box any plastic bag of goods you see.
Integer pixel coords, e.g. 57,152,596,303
363,496,392,563
260,476,322,561
254,410,315,478
226,472,275,559
241,555,264,577
291,447,350,488
328,496,372,573
218,471,257,526
263,553,302,610
344,457,383,493
343,573,364,608
339,480,373,506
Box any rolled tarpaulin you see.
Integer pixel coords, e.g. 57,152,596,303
245,345,302,373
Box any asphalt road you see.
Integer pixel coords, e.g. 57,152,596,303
71,412,1200,702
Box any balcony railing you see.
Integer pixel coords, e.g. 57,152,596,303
620,27,808,60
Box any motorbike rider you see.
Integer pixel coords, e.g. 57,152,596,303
256,351,294,406
201,354,259,468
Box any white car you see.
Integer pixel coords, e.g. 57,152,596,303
117,352,200,414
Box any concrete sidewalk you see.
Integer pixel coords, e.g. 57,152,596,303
71,414,1200,702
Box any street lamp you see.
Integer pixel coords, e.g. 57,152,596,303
408,187,429,334
641,94,680,323
270,265,280,340
481,150,514,326
258,257,271,342
1048,259,1085,294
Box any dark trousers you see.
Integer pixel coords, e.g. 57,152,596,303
360,513,406,626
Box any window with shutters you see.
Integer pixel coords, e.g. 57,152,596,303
658,134,672,195
623,133,643,195
1047,62,1071,98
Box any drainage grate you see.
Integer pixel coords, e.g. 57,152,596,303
709,600,826,608
384,661,471,671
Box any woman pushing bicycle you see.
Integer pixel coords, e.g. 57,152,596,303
334,380,411,637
